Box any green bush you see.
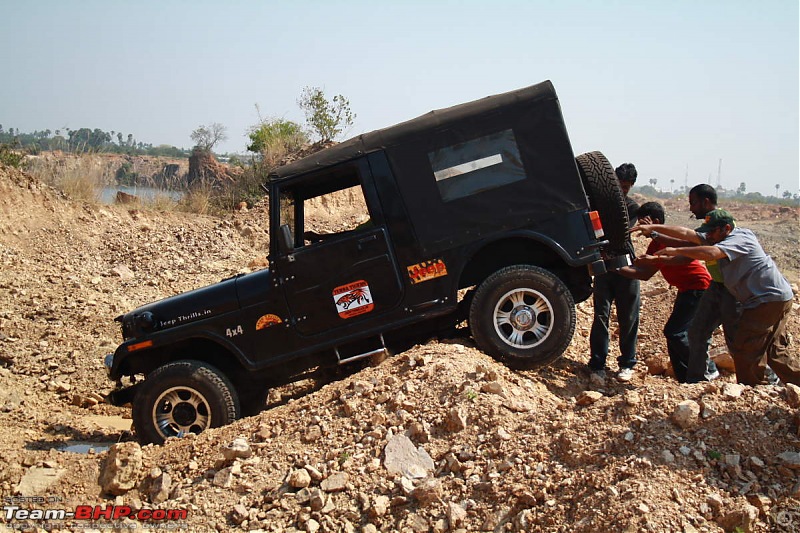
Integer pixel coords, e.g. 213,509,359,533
0,144,26,168
247,118,308,166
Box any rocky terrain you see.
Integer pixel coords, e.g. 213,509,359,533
0,161,798,532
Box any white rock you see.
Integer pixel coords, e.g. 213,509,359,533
98,442,142,496
722,383,745,399
671,400,701,429
222,437,252,461
289,468,312,489
321,472,349,492
383,434,434,478
785,383,800,408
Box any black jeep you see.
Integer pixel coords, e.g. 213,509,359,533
104,80,630,444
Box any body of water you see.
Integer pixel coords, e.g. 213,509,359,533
101,185,183,204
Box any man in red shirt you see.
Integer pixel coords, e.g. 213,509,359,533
617,202,711,382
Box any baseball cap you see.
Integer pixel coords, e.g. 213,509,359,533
697,209,735,233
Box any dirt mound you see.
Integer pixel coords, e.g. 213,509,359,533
0,163,798,532
187,149,242,186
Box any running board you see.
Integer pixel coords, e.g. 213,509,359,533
335,334,388,365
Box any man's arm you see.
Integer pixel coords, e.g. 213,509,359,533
631,224,704,244
655,245,726,261
650,233,698,248
616,262,659,281
636,253,694,266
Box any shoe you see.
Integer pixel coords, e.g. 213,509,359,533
706,370,720,381
617,368,634,382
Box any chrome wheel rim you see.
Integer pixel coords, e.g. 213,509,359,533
152,386,211,438
493,287,553,349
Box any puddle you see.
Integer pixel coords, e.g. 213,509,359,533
58,441,113,454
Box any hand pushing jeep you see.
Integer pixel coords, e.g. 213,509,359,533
104,80,631,444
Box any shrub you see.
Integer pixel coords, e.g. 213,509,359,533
247,118,308,167
0,144,26,168
25,153,108,203
179,179,215,215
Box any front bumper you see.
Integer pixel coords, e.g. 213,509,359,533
106,383,140,406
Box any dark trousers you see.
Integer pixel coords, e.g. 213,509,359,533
589,272,639,371
686,281,739,382
732,299,798,386
664,289,705,383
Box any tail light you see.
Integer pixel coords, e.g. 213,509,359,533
589,211,604,239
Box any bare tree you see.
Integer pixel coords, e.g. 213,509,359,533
191,123,228,152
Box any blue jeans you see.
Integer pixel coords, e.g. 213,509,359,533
664,289,705,383
589,272,639,371
686,281,739,382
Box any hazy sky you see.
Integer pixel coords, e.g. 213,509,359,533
1,0,797,196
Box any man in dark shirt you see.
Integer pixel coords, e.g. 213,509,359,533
588,163,640,382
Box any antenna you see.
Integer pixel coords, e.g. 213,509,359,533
684,164,688,191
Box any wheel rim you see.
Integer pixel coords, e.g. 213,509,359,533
493,287,554,349
152,386,211,439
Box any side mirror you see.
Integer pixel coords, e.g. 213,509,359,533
278,224,294,253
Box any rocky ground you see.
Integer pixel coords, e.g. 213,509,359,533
0,162,798,533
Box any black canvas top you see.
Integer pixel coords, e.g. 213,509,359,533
270,80,590,255
269,81,558,182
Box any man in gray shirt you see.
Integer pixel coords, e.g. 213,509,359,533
632,209,797,386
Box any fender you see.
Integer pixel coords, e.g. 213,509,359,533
109,326,250,380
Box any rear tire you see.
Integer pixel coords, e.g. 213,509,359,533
469,265,575,370
576,151,630,254
132,360,240,445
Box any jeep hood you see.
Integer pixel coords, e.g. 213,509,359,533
120,270,271,338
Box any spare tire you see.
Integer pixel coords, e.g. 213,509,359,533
575,151,630,255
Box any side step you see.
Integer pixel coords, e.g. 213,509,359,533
335,334,388,365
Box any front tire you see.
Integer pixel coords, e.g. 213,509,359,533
132,360,240,445
469,265,576,369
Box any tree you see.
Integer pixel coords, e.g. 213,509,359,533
191,123,228,152
298,87,355,142
737,182,746,195
783,190,793,199
649,178,658,191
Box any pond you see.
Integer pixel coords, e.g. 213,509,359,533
100,185,183,204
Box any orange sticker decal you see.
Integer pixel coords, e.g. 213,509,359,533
333,280,374,319
407,259,448,284
255,314,282,330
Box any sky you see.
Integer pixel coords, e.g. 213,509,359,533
1,0,797,197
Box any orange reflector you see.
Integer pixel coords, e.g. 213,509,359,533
589,211,604,238
127,340,153,352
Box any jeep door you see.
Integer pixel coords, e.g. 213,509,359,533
272,160,403,337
